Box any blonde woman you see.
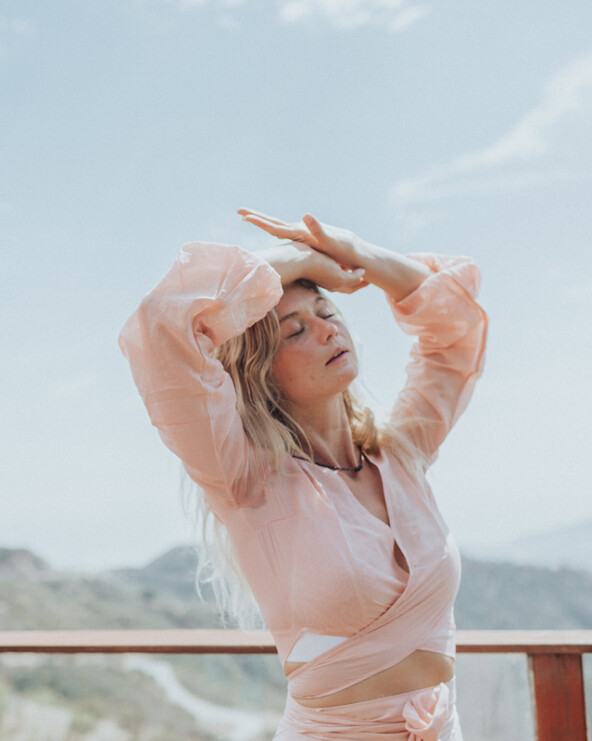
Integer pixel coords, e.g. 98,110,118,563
119,209,488,740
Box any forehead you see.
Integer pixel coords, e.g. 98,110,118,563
276,284,326,317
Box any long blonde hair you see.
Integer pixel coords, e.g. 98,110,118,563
190,280,431,627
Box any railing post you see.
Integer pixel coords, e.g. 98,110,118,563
529,653,588,741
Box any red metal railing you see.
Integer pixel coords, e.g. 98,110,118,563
1,629,590,740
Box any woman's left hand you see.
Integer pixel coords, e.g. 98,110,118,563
237,208,363,271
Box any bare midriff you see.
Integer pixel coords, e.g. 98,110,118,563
284,649,455,708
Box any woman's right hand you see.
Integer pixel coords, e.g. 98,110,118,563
256,241,368,294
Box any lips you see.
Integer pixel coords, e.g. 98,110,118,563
326,349,348,365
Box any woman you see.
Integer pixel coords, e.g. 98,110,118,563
119,209,488,740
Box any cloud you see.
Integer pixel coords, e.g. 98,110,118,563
148,0,429,31
279,0,430,32
387,4,430,33
390,51,592,237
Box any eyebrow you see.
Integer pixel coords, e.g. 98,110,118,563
278,295,327,324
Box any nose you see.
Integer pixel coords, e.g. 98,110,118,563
315,317,338,342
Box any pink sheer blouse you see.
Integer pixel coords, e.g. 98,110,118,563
119,242,488,699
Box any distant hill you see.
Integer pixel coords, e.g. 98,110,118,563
112,544,216,604
467,517,592,573
0,545,217,632
456,557,592,629
0,547,52,580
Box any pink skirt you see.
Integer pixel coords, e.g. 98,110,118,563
273,678,462,741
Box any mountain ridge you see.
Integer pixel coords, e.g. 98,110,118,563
466,517,592,573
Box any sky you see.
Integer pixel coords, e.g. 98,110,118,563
1,0,591,572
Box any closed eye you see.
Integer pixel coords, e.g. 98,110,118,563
286,313,336,339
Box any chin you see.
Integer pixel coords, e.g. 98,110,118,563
336,367,359,392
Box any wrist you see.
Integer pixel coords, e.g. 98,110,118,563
301,249,327,283
258,243,314,286
353,241,433,298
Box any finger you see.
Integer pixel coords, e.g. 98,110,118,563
240,215,295,238
240,213,287,229
237,208,287,226
337,268,367,293
240,213,300,236
241,214,317,245
302,213,324,234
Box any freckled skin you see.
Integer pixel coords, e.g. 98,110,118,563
271,284,359,407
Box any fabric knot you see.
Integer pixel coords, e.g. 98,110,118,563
402,682,450,741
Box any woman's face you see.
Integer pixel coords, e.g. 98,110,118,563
271,284,358,408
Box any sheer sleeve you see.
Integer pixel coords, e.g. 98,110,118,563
118,242,283,510
388,253,488,469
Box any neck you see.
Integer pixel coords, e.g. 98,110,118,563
289,395,358,469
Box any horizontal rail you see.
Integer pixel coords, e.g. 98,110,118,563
0,629,275,654
0,629,591,654
455,630,592,654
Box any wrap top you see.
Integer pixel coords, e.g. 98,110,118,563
119,241,488,699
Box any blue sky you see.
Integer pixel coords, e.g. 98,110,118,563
1,0,591,571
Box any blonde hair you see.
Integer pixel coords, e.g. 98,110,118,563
190,280,431,627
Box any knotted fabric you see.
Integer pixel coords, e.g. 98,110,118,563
402,681,450,741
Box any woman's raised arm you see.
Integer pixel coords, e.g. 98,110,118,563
118,242,284,512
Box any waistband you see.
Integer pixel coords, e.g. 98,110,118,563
279,678,457,740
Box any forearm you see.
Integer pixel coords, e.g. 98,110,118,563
257,243,313,285
257,242,366,293
354,238,433,301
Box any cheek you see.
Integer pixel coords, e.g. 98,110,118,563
271,348,313,392
272,350,296,385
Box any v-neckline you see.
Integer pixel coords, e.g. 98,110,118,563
337,451,411,576
338,452,392,529
340,470,393,535
294,452,412,574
